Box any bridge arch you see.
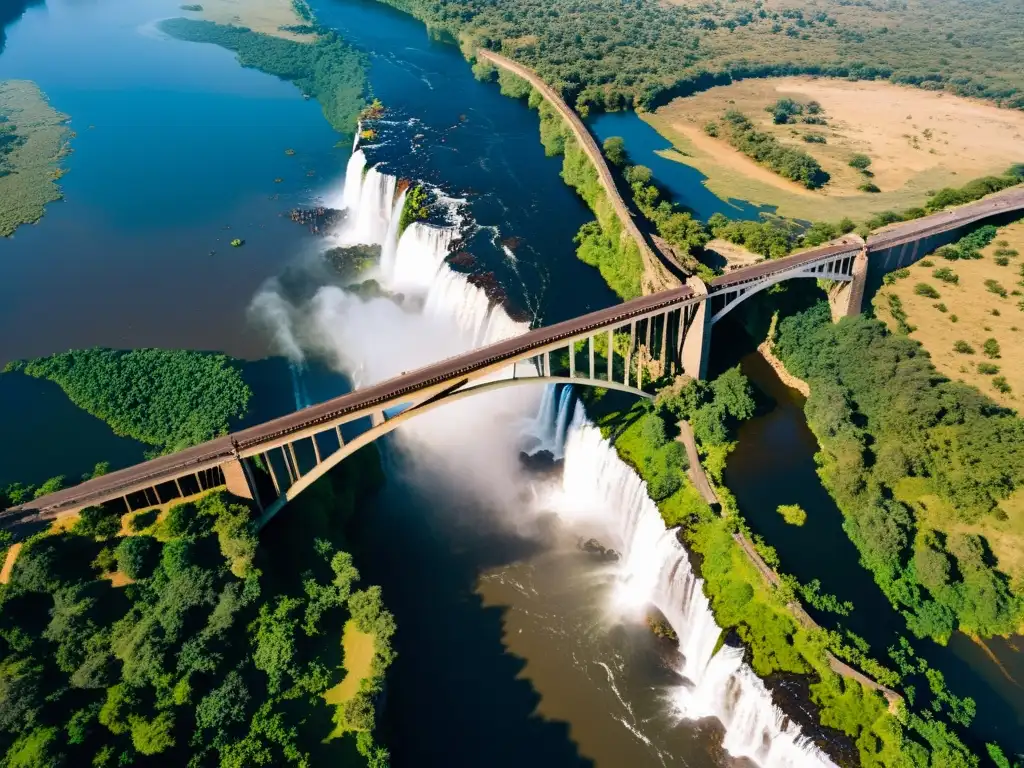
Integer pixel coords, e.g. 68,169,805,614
251,374,652,524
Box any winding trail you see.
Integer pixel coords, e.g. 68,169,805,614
477,50,680,295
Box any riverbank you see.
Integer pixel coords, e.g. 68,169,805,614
476,51,678,297
0,79,70,236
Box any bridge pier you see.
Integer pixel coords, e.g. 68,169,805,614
682,276,711,380
222,456,258,506
828,247,869,320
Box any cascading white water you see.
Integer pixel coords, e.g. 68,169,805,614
388,221,454,293
379,187,407,279
557,413,837,768
331,157,532,358
334,149,367,211
341,165,397,246
552,386,575,458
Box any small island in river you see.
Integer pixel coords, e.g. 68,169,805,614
0,80,70,237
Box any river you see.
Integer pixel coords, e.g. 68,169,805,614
0,0,760,765
2,0,1019,765
720,334,1024,753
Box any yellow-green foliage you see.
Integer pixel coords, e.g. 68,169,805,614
0,80,70,237
778,503,808,526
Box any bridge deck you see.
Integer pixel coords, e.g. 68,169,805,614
4,283,698,520
6,184,1024,523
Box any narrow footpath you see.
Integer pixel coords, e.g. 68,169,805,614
477,49,680,295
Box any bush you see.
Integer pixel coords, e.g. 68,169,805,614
932,267,958,284
914,283,940,299
983,338,1001,358
778,504,808,526
977,363,1000,375
992,376,1012,394
602,136,627,166
75,506,121,539
849,154,872,170
858,182,881,193
934,303,947,313
985,279,1008,297
952,340,975,354
114,535,159,580
803,133,827,144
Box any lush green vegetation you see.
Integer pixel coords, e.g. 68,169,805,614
0,446,393,767
708,212,805,259
774,304,1024,643
0,80,70,237
486,68,644,299
777,503,807,526
598,374,992,768
853,167,1024,237
159,18,366,134
4,348,252,454
715,110,829,189
397,184,429,234
371,0,1024,114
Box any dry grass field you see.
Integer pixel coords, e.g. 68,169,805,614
648,77,1024,221
875,219,1024,410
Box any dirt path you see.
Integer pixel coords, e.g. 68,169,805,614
676,421,718,504
477,50,680,295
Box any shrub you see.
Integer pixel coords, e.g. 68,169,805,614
803,133,827,144
932,267,958,284
777,504,808,526
953,340,974,354
977,363,1000,375
934,303,947,313
985,279,1008,297
983,338,1001,358
950,314,959,322
919,259,934,267
995,256,1010,267
859,182,881,193
602,136,627,167
703,122,719,137
115,535,159,580
849,154,872,170
992,376,1012,394
75,506,121,539
914,283,940,299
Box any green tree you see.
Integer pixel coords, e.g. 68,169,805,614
602,135,627,166
115,536,159,580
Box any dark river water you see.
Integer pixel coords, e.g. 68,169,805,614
1,0,1021,764
720,336,1024,754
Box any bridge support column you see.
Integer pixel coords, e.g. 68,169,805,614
682,276,711,380
829,247,869,321
222,457,257,503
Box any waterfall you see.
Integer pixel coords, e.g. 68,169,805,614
334,149,367,211
340,165,397,246
333,158,531,354
558,416,837,768
552,386,575,458
389,221,455,293
526,384,575,457
379,187,407,279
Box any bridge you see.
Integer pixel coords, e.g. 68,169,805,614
4,186,1023,531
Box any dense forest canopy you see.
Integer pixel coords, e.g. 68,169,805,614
774,305,1024,643
4,349,252,454
0,455,392,768
376,0,1024,111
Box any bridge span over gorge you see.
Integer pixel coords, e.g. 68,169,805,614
5,186,1023,531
